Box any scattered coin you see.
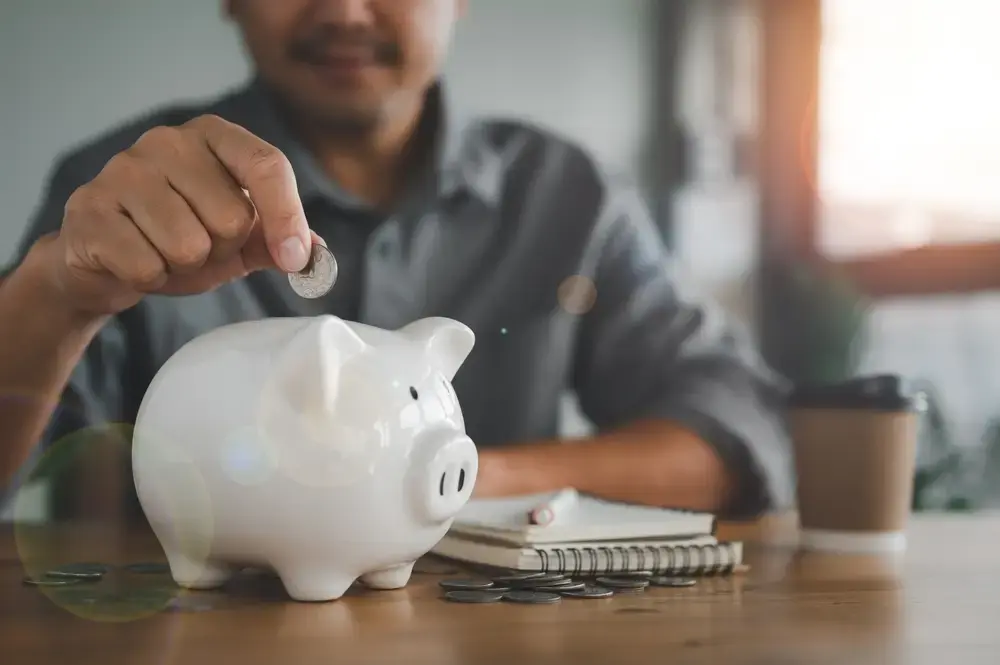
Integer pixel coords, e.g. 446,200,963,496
122,562,171,575
288,243,339,299
536,581,585,592
490,572,545,583
650,576,697,588
615,571,653,578
502,590,561,605
443,590,505,604
560,585,614,599
508,574,567,587
23,575,85,587
438,578,495,591
596,576,650,589
46,562,110,579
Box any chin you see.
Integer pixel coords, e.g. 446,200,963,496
313,103,384,133
278,88,381,131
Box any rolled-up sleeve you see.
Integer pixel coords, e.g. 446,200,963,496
571,185,795,518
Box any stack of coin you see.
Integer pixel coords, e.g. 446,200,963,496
23,562,109,587
437,570,699,604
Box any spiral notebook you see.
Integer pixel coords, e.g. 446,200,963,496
431,490,744,576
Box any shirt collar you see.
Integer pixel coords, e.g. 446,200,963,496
231,75,503,211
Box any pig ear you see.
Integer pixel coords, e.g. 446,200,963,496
279,316,367,410
399,317,476,380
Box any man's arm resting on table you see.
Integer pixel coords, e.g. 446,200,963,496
470,177,795,519
475,418,738,514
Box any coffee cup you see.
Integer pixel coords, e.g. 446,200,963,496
787,374,920,554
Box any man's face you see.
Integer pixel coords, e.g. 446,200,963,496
226,0,464,130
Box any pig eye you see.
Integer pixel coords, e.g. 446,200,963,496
409,386,419,400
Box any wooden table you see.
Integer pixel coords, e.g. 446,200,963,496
3,513,997,665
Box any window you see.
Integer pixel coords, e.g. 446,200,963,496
817,0,1000,260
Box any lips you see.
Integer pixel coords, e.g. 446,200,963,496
301,53,374,85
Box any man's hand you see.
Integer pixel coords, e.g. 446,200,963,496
38,114,323,319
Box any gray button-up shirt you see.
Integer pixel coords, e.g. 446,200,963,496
2,77,794,518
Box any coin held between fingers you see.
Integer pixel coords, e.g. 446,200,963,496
288,242,338,299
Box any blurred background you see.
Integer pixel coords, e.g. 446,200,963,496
3,0,1000,520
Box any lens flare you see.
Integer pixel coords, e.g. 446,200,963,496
12,421,216,622
557,276,598,316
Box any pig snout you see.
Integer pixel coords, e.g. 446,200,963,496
411,430,478,524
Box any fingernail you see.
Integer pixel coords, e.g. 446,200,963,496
279,237,309,272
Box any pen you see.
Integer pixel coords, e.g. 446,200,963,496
528,488,578,526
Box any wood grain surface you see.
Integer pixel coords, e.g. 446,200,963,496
3,513,997,665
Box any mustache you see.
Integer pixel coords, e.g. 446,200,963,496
288,26,401,66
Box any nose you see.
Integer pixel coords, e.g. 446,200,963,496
410,430,478,524
316,0,374,25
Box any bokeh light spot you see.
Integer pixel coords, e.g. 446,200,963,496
557,275,598,316
12,422,192,622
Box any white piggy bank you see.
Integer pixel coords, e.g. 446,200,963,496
131,314,478,602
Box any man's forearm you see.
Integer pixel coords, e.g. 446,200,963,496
475,419,739,513
0,235,106,485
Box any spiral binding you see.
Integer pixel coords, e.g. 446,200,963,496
534,541,739,576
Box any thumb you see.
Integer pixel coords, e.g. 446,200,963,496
241,223,326,274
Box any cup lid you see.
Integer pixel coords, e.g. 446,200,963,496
787,374,920,411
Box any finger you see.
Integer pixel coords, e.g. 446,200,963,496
133,127,259,264
105,154,213,275
238,225,328,275
187,115,311,273
65,198,169,292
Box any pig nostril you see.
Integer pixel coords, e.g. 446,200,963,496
439,472,446,496
457,468,466,492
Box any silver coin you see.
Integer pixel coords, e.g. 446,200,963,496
596,576,650,589
650,576,697,588
288,244,338,299
509,574,567,587
502,590,562,604
47,562,109,579
537,581,585,592
443,590,505,604
23,575,85,587
438,578,495,590
523,578,575,590
560,585,614,599
491,572,545,583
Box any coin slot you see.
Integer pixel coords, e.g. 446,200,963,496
439,471,447,496
457,468,466,492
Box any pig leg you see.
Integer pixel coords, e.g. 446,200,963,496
164,549,232,590
276,566,357,602
360,562,415,590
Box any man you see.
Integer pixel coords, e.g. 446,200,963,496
0,0,793,519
